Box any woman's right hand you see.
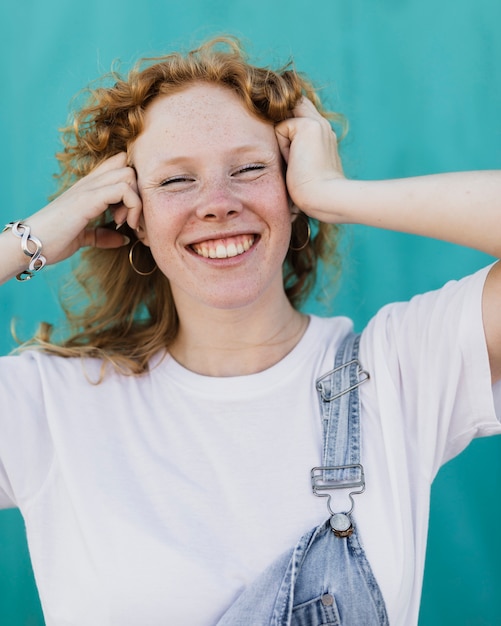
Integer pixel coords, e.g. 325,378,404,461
0,152,142,283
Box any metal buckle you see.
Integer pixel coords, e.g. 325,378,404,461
313,353,369,537
311,464,365,538
315,359,369,403
311,464,365,495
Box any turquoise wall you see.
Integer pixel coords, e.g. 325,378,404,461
1,0,500,623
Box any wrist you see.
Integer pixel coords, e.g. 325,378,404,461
2,220,47,281
294,178,353,224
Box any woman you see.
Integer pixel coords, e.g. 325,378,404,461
0,37,500,625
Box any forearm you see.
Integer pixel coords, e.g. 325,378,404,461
0,154,140,286
0,206,82,286
311,171,501,258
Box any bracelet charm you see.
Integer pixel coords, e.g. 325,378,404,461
2,221,47,281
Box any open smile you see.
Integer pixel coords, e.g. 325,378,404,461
190,235,256,259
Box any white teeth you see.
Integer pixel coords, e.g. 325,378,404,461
226,243,238,257
192,236,255,259
216,244,227,258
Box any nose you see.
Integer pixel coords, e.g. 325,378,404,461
194,179,243,221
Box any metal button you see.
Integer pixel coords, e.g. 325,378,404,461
330,513,353,538
321,593,334,607
330,513,351,531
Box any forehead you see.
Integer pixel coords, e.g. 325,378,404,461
134,83,275,154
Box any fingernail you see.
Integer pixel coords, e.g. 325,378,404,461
115,221,126,230
122,235,131,246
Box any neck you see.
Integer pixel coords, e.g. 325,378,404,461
169,296,308,377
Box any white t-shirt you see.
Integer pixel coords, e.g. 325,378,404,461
0,266,500,626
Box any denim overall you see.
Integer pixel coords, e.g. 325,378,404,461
217,333,390,626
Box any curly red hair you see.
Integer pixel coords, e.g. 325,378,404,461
32,36,343,375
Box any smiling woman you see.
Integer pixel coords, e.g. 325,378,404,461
132,84,299,354
0,35,500,626
13,37,340,376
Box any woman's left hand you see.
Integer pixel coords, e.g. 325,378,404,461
275,98,345,222
277,101,501,383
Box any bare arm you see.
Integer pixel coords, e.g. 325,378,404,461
275,99,501,381
0,153,142,285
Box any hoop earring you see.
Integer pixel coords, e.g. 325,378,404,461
128,240,157,276
289,214,311,252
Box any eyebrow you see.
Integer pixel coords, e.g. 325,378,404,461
135,144,278,172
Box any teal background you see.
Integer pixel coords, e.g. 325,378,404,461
1,0,500,623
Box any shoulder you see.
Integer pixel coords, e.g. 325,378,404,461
360,265,491,355
0,349,106,388
358,265,500,468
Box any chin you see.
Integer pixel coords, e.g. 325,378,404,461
202,282,274,311
170,272,285,314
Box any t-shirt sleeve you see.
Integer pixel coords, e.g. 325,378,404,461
361,265,501,481
0,351,54,509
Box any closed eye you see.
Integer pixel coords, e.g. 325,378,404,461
233,164,266,177
160,176,195,187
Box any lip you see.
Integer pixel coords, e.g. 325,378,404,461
187,230,259,246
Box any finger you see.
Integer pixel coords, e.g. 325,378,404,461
88,152,128,177
125,206,143,231
292,97,321,118
86,179,142,223
275,117,304,163
109,202,128,228
105,186,142,229
93,166,141,225
82,227,130,249
121,186,142,230
275,125,292,163
85,165,138,194
123,178,143,230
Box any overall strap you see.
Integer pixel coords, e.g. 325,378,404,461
217,331,390,626
311,332,369,537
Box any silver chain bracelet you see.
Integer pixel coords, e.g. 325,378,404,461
2,221,47,281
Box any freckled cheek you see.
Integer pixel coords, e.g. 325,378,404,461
141,196,187,235
253,177,289,209
259,183,294,225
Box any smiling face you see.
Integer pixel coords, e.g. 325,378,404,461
131,82,293,314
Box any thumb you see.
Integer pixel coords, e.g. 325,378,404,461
275,119,298,164
83,227,130,249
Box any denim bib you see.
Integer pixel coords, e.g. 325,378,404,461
217,333,389,625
